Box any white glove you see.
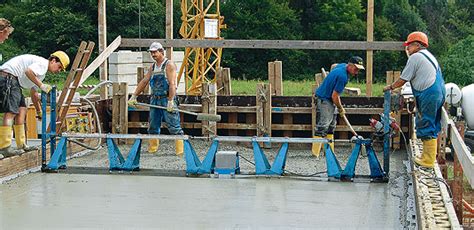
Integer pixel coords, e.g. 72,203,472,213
167,100,174,112
128,94,138,106
40,84,52,93
350,135,364,142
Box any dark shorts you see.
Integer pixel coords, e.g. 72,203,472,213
0,73,23,114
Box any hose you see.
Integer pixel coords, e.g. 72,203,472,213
66,81,113,150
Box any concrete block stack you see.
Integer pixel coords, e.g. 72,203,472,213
108,51,143,95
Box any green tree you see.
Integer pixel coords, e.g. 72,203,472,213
441,35,474,86
221,0,306,80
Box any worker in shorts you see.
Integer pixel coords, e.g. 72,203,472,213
0,52,70,158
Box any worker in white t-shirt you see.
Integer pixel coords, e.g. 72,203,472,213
0,51,70,158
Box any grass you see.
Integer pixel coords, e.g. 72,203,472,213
231,79,387,96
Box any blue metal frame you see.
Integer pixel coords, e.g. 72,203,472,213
252,140,289,175
41,87,57,172
107,138,142,171
184,139,218,175
325,144,342,178
46,136,68,170
383,91,391,176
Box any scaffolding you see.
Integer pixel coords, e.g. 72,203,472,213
178,0,226,95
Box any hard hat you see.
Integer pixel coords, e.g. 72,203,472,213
148,42,164,52
51,51,70,70
404,31,429,47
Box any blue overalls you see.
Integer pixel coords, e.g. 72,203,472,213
412,52,446,140
148,59,184,135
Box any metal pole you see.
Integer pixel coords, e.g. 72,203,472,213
50,87,57,155
383,91,391,174
61,133,190,140
215,136,330,143
41,92,47,168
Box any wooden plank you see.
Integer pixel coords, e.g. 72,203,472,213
315,73,323,88
79,36,122,86
228,113,238,135
201,83,217,136
121,39,405,51
165,0,173,59
98,0,108,99
283,114,292,137
274,61,283,96
312,85,317,138
246,114,256,136
216,67,224,95
386,71,394,85
366,0,374,97
136,67,148,95
26,107,37,139
222,68,232,95
450,120,474,188
268,62,275,94
256,83,265,137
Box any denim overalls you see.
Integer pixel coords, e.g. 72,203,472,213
412,51,446,139
148,59,184,135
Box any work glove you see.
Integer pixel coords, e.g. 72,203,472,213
127,94,138,107
40,84,52,93
350,135,364,142
36,110,42,120
167,100,175,112
338,107,346,116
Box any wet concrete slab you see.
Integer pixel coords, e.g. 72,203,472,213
1,172,401,229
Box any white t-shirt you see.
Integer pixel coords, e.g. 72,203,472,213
0,54,48,89
400,50,439,91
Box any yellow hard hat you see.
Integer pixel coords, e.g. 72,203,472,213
51,51,70,70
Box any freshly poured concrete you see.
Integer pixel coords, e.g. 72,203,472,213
1,172,402,229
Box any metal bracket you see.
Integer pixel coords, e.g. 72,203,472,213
107,138,141,171
185,139,219,175
252,140,289,175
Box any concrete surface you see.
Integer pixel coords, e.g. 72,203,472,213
1,173,401,229
0,140,411,229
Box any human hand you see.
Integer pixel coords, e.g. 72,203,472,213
127,95,138,106
338,107,346,116
350,135,364,142
40,84,52,93
383,85,392,92
167,100,174,112
36,111,42,119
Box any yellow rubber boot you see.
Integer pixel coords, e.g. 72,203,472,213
414,139,437,168
312,136,322,157
148,139,159,153
176,140,184,156
327,134,335,153
14,125,37,152
0,126,12,149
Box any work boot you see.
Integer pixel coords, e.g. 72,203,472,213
327,134,335,153
0,126,24,157
13,125,38,152
176,140,184,157
312,136,322,157
414,139,437,168
148,139,159,153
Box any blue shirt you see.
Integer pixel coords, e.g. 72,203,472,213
316,63,349,102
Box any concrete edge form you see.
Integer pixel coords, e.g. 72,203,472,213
410,139,462,229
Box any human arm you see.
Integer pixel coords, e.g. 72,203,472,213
25,68,51,92
383,79,407,92
166,61,178,111
30,88,42,118
129,64,152,105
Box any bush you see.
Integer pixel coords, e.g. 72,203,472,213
441,35,474,86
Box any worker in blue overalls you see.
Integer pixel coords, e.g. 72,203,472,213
128,42,184,156
384,31,446,168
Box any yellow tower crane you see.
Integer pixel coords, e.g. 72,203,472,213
178,0,226,95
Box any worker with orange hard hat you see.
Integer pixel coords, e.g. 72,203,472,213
383,31,446,168
0,51,70,158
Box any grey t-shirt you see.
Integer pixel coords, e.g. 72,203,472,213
400,50,439,91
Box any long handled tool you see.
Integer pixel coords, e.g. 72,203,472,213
136,102,221,122
341,114,358,137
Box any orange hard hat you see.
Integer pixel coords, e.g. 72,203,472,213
404,31,429,47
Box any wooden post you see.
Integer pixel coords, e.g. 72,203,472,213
453,121,465,220
222,68,232,95
165,0,173,60
386,71,394,85
312,85,318,138
315,73,323,88
201,83,217,137
366,0,374,97
256,83,272,148
137,67,149,95
112,83,128,144
268,62,275,94
274,61,283,96
98,0,108,99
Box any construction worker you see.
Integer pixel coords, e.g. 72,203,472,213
0,18,14,44
384,31,446,168
312,56,365,157
128,42,184,156
0,51,70,159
